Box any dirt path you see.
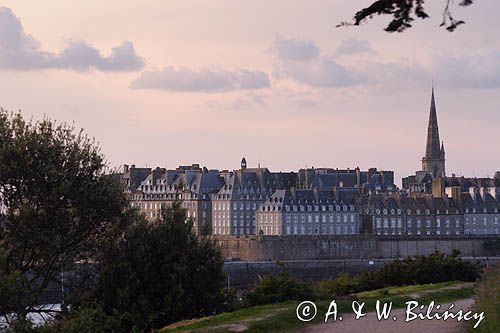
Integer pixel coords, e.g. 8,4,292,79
300,298,474,333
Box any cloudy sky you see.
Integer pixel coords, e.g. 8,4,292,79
1,1,499,184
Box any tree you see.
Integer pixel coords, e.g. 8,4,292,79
93,202,227,332
339,0,475,32
0,109,127,323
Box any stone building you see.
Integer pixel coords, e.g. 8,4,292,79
255,189,360,236
298,167,396,193
365,195,405,236
364,192,500,237
462,192,500,235
211,158,296,235
126,164,225,234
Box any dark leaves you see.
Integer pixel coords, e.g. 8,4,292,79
341,0,474,33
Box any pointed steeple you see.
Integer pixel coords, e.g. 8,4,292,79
425,86,442,159
422,85,446,177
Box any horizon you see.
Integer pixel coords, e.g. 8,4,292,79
1,1,499,186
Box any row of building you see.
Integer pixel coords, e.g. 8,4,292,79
122,159,500,237
122,160,394,235
122,87,500,238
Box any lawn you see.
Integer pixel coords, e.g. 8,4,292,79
161,281,475,333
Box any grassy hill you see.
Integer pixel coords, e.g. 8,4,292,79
161,281,474,333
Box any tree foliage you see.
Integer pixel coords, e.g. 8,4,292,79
93,202,227,332
339,0,475,32
0,109,127,321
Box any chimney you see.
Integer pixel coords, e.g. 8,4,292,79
123,164,129,174
355,166,361,188
432,177,444,198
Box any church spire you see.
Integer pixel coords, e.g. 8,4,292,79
422,85,446,177
425,86,441,159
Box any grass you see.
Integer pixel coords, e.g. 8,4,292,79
160,281,475,333
355,280,464,299
161,302,297,332
467,265,500,333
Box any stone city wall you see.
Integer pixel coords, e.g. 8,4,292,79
215,235,499,261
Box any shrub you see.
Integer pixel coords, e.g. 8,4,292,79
355,251,481,292
39,307,123,333
244,272,314,306
314,272,353,299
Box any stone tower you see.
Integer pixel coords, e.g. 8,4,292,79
422,87,445,178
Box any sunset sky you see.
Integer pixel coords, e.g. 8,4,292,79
1,1,499,185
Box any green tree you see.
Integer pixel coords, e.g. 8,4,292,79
94,202,227,332
340,0,475,32
0,109,127,323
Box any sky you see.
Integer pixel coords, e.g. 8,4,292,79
0,1,499,185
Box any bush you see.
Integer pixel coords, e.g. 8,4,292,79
355,251,481,292
244,272,314,306
39,308,123,333
314,272,353,299
311,251,481,300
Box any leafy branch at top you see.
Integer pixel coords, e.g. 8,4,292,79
338,0,475,32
